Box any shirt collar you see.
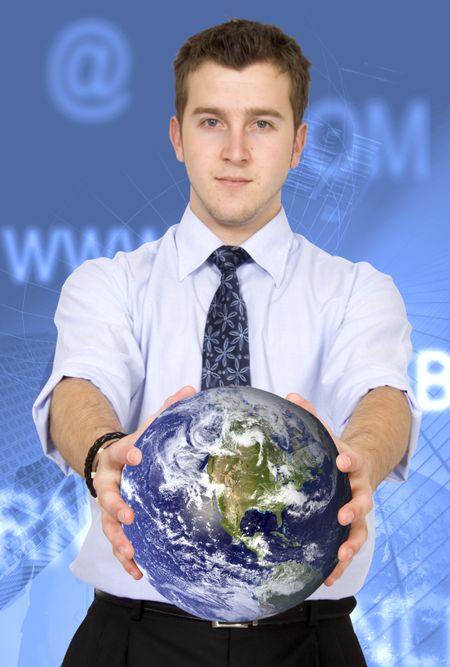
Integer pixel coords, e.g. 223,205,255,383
176,205,294,287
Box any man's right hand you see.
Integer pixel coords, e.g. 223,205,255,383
92,385,196,580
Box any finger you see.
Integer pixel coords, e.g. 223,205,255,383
324,557,352,587
96,486,135,525
335,448,364,474
174,385,197,400
338,492,374,527
285,393,318,417
102,510,134,556
337,519,369,558
323,517,369,587
102,513,143,579
161,385,197,412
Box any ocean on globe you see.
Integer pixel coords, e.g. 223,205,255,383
120,387,351,622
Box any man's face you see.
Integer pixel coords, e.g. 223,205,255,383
169,60,307,239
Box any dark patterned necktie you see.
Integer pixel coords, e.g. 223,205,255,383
201,245,253,389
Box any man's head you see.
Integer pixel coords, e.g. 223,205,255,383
169,19,312,243
173,18,311,131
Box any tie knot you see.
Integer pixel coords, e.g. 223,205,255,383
207,245,252,275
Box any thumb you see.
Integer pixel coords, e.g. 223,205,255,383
285,392,335,441
134,385,197,438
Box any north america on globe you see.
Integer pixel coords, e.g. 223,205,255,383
121,387,351,622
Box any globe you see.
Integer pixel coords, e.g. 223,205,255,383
120,386,351,622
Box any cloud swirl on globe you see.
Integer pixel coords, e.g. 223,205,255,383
120,387,351,622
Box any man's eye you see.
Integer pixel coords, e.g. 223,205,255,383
204,118,219,127
256,120,271,129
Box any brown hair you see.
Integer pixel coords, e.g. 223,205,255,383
173,18,312,129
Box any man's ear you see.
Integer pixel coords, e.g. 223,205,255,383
169,115,184,163
290,122,307,169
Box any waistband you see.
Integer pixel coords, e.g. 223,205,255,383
94,589,357,628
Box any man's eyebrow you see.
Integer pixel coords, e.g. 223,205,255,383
191,106,285,120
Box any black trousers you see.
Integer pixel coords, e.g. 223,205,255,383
62,590,368,667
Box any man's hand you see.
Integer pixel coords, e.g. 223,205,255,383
93,385,197,580
285,393,374,587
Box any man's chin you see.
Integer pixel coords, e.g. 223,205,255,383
205,206,261,228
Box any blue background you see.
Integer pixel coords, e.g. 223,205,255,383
0,2,449,665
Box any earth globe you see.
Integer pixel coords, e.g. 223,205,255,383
120,386,351,622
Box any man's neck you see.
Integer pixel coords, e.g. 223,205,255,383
213,225,264,246
190,204,281,246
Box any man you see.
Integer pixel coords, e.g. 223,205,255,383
33,18,420,667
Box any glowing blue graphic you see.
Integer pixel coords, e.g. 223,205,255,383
2,226,158,284
0,336,89,611
355,434,450,666
284,98,380,251
282,96,429,254
366,99,429,180
46,18,132,124
417,350,450,411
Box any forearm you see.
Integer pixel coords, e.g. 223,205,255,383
341,386,412,491
49,377,123,476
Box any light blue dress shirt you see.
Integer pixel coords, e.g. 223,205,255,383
32,204,421,602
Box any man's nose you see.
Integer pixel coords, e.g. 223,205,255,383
221,128,251,163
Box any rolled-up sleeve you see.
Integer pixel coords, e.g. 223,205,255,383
320,262,422,483
32,255,145,476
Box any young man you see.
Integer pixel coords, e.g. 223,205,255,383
33,18,420,667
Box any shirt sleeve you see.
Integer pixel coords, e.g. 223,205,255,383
31,255,146,476
319,262,422,483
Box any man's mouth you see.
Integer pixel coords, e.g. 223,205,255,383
216,177,252,187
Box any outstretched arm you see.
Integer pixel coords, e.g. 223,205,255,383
340,385,411,490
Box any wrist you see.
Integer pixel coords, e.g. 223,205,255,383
92,435,124,471
84,431,128,498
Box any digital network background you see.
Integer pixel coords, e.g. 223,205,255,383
0,3,449,666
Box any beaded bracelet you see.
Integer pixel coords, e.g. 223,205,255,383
84,431,128,498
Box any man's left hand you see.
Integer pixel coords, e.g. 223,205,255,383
285,392,374,586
